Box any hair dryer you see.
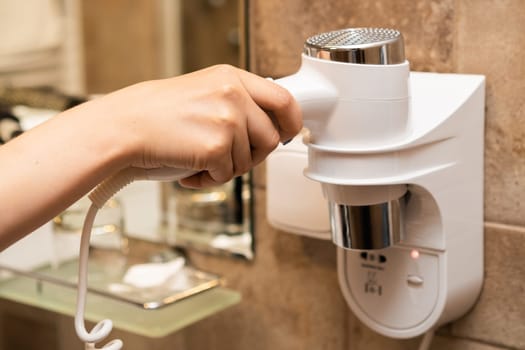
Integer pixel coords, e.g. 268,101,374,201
275,28,409,250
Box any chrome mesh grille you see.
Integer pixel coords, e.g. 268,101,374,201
306,28,401,49
303,28,405,65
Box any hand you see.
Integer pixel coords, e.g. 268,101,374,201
0,65,301,246
95,64,302,188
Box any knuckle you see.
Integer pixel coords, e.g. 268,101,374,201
210,65,244,102
213,104,241,129
205,138,229,158
206,129,233,156
270,133,281,150
218,83,242,102
215,169,234,184
215,110,238,129
262,131,280,153
274,87,294,108
236,162,251,175
212,64,237,76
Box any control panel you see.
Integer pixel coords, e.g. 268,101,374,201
340,246,441,330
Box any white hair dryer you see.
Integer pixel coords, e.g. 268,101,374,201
274,28,409,250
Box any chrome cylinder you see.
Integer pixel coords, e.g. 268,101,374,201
329,199,402,250
303,28,405,65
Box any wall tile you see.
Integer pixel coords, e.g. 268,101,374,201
249,0,455,78
0,300,59,350
449,222,525,349
430,335,509,350
455,0,525,225
347,313,420,350
347,315,512,350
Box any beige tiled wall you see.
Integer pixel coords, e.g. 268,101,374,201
179,1,525,349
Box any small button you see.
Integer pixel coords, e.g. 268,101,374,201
407,274,424,287
360,252,368,260
379,255,387,263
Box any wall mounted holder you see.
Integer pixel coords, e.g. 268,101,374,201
267,27,485,338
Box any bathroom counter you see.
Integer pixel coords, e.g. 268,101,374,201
0,239,241,338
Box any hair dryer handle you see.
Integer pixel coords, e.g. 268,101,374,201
272,69,338,131
89,167,196,208
144,167,197,181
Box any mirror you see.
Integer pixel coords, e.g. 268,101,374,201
0,0,254,260
162,175,253,259
161,0,253,259
170,0,253,259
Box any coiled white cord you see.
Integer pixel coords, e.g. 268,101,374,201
76,202,123,350
75,167,195,349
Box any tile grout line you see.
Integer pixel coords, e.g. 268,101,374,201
440,332,520,350
484,221,525,234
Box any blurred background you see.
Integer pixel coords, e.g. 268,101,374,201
83,0,242,93
0,1,249,348
0,0,253,258
0,0,242,95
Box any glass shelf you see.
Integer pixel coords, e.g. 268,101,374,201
0,240,241,338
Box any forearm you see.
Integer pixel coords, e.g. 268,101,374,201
0,101,133,249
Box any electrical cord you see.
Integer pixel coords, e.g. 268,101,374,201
74,167,195,349
76,202,122,350
417,328,435,350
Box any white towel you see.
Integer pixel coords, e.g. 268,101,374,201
123,257,186,289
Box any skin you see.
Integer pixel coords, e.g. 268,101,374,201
0,65,302,250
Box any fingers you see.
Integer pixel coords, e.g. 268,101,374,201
231,121,253,174
237,69,303,142
181,148,234,188
179,171,220,188
245,100,281,165
169,65,303,189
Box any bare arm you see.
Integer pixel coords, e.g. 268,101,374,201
0,65,302,250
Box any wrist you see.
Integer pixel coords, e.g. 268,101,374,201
62,98,136,173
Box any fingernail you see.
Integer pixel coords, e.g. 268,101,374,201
282,139,292,146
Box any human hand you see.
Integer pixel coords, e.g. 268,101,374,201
92,64,302,188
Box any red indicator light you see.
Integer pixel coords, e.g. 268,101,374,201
410,249,420,259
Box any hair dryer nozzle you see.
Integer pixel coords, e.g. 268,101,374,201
325,184,406,250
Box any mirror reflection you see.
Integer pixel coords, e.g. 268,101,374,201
0,0,254,260
164,176,253,259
